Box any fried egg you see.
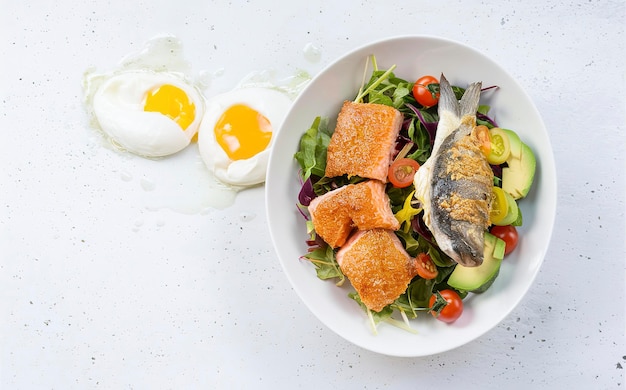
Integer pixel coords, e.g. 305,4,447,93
83,36,206,158
198,87,292,187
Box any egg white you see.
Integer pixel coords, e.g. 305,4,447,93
198,87,292,187
90,70,205,158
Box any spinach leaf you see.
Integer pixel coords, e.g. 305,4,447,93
398,265,457,312
386,185,415,212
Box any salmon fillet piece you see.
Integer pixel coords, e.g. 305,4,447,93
325,101,403,182
336,229,418,312
308,180,399,248
308,185,353,248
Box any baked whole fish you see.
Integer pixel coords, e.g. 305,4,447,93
412,74,493,267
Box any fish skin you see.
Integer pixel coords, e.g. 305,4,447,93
413,74,493,267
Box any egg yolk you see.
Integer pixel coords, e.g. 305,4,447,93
214,104,272,161
144,84,196,130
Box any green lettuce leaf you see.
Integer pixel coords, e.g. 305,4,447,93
294,117,332,181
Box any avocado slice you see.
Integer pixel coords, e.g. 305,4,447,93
471,268,500,294
511,205,523,226
502,142,536,200
447,233,505,293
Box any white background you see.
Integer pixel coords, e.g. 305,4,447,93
1,1,624,388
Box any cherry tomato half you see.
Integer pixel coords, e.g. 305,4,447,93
490,225,519,255
429,289,463,323
474,125,492,157
487,127,511,165
490,186,509,226
412,75,440,107
388,158,420,188
415,253,438,280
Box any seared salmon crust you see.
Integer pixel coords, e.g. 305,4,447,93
308,180,399,248
336,229,417,312
325,101,403,182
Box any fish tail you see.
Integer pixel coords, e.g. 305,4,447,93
459,80,482,117
439,74,482,118
438,74,460,118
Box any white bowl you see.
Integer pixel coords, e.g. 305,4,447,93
265,35,556,357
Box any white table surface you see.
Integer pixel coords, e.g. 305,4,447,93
2,1,624,388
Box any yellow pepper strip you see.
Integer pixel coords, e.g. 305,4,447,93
394,190,423,233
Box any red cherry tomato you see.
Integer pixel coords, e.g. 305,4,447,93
490,225,519,255
388,158,420,188
412,75,440,107
415,253,438,280
429,289,463,323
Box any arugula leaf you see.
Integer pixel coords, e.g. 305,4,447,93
452,85,466,100
368,92,393,107
392,85,411,107
406,103,438,156
405,118,431,164
302,244,345,286
477,105,498,128
349,292,396,334
364,74,395,106
311,174,366,197
349,292,394,321
477,104,491,115
394,230,421,257
390,293,420,319
419,235,456,267
355,67,397,103
357,67,416,111
294,117,332,181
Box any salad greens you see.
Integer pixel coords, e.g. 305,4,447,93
293,117,332,182
301,244,345,286
293,56,511,334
